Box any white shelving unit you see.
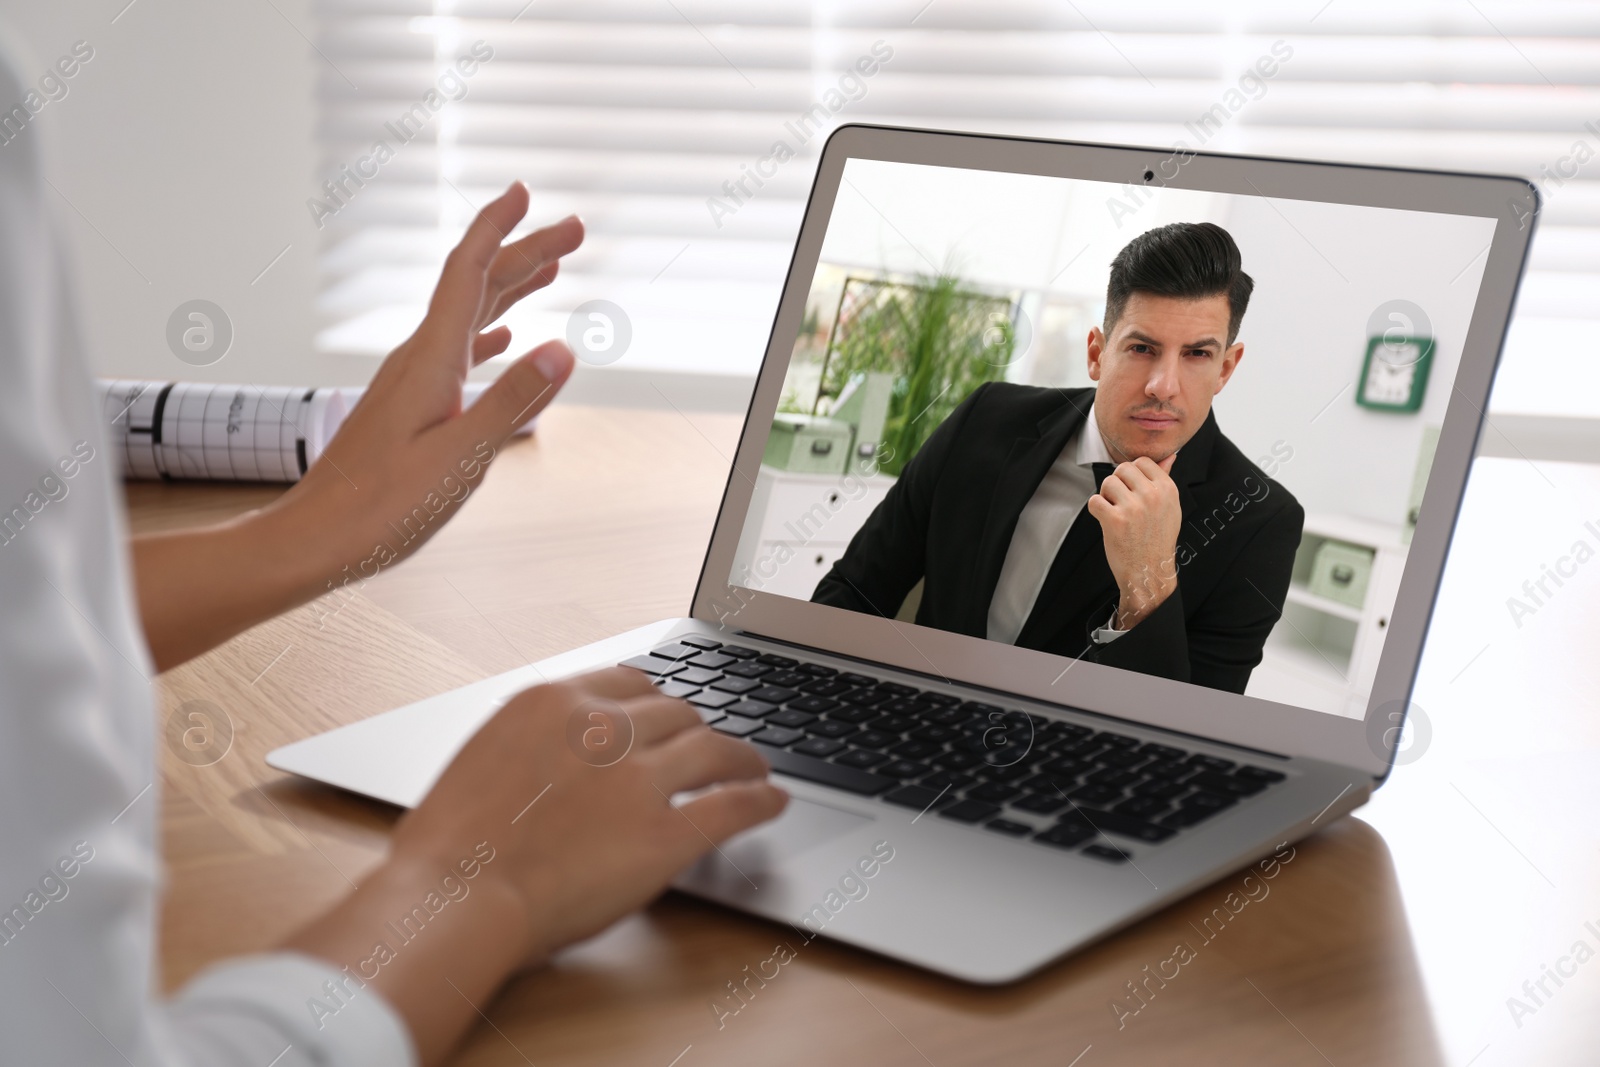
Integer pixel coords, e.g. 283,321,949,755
729,465,896,601
1246,512,1409,719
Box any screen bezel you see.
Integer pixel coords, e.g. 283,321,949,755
690,123,1538,781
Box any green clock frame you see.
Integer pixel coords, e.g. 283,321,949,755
1356,334,1435,413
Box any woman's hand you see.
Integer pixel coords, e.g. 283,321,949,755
284,667,788,1065
392,666,789,961
133,182,583,669
282,180,584,578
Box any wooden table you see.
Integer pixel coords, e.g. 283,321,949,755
132,404,1600,1067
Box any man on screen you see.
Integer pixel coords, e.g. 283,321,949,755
812,222,1303,695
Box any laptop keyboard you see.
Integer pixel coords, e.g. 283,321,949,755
622,638,1287,864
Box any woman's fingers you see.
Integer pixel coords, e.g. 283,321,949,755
471,326,513,365
487,215,582,297
612,693,704,749
673,780,789,848
425,182,531,339
646,726,771,796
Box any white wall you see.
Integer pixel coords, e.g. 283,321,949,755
1210,195,1496,526
0,1,368,389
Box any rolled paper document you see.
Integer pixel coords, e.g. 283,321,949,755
97,378,534,483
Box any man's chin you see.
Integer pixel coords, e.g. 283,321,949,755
1114,424,1187,463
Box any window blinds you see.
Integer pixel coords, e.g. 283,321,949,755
311,0,1600,413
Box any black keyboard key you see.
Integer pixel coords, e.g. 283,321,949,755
724,698,777,718
1129,779,1191,800
1013,793,1071,815
838,673,877,687
890,739,942,761
823,705,877,725
1068,783,1123,805
688,690,740,710
1041,756,1093,777
850,729,899,751
1053,740,1108,761
879,759,930,780
910,724,959,744
1020,772,1076,795
800,679,853,697
1113,795,1172,818
1095,732,1141,749
789,695,841,714
986,819,1033,838
792,736,847,758
1160,802,1232,828
975,760,1038,782
1097,748,1150,769
1140,759,1190,781
841,689,892,707
877,682,918,697
1236,765,1287,783
933,750,982,771
687,652,735,670
797,663,838,676
865,714,916,734
724,661,773,679
921,691,962,707
1074,808,1177,842
760,744,894,795
711,715,765,737
924,706,974,726
882,784,953,811
657,681,700,699
1085,768,1141,789
1180,791,1237,812
749,686,800,704
765,709,817,729
834,748,890,770
917,771,975,792
1138,742,1186,761
751,726,805,747
674,667,724,686
962,701,1004,717
1082,844,1130,863
1033,821,1096,849
940,799,1001,824
757,653,798,668
882,698,935,716
1187,754,1236,773
807,719,858,739
720,645,760,659
651,643,701,661
621,655,683,677
967,781,1022,804
765,670,809,688
1188,771,1265,797
710,676,761,695
679,635,722,650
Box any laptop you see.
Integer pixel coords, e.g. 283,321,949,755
269,124,1536,984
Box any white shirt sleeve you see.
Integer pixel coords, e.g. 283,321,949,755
0,29,414,1067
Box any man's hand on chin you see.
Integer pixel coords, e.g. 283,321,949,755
1086,454,1182,632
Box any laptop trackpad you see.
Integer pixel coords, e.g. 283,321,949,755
704,797,874,884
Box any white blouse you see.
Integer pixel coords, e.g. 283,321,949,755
0,32,414,1067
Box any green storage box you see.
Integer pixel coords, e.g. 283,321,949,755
1308,539,1375,608
762,414,851,475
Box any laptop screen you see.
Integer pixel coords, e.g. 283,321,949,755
724,156,1499,722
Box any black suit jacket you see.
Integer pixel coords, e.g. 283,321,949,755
812,384,1304,694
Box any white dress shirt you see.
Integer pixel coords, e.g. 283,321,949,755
0,34,415,1067
985,401,1129,647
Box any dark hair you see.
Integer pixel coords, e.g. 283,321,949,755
1104,222,1254,344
